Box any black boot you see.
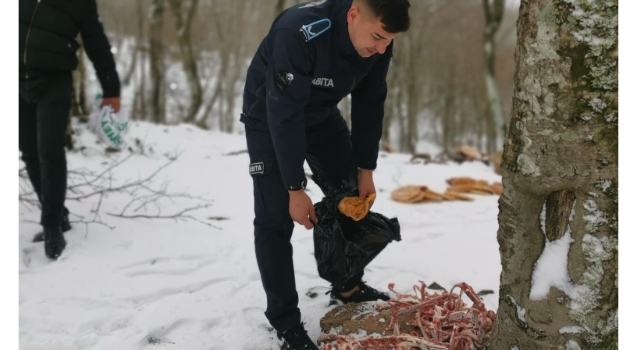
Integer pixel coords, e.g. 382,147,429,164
44,226,66,260
328,281,390,305
276,323,317,350
32,210,71,243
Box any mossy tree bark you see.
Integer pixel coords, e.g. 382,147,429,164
487,0,617,349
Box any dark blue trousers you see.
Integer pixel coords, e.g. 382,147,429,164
244,110,364,332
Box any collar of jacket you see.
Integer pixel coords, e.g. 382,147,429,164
332,0,359,59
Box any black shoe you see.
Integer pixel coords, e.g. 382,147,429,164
329,281,391,305
44,226,66,260
32,212,71,243
276,323,317,350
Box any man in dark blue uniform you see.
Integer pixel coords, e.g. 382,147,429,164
241,0,410,348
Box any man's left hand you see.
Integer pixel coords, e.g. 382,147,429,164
358,168,376,209
101,97,121,113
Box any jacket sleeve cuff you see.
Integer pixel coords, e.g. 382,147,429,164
352,152,378,171
97,69,121,98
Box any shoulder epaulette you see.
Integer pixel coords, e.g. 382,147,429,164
299,18,331,42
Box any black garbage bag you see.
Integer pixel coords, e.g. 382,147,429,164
312,175,401,286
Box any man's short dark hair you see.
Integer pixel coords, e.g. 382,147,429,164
362,0,411,33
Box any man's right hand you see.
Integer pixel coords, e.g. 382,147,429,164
289,190,317,230
101,97,121,113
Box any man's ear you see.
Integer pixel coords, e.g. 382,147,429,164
347,5,359,25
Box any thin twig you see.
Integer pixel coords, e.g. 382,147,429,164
20,152,220,231
68,158,175,200
107,203,221,229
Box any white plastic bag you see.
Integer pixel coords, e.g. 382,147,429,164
89,96,130,147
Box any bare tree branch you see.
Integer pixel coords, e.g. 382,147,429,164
107,203,221,229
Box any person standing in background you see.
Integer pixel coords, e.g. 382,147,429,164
19,0,121,259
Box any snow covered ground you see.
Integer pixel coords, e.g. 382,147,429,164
19,121,502,350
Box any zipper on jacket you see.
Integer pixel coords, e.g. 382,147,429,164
23,1,41,78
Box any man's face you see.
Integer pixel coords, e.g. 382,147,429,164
346,3,397,58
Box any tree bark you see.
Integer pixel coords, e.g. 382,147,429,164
168,0,202,124
488,0,618,349
71,36,89,121
482,0,506,154
149,0,166,124
275,0,286,18
381,61,398,148
122,11,139,89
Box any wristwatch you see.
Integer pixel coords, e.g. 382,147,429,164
288,178,307,191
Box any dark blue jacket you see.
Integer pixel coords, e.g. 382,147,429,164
241,0,392,190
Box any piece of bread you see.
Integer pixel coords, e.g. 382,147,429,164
447,184,494,194
391,185,424,203
460,145,482,160
338,193,376,221
421,188,444,202
446,177,477,186
469,190,492,195
443,191,474,201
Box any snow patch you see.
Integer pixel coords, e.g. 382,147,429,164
568,234,617,325
507,295,526,322
539,203,547,235
560,326,584,334
595,179,612,193
530,230,575,300
530,201,577,300
583,199,607,234
329,326,343,335
566,339,581,350
604,112,617,123
603,309,617,334
588,98,607,113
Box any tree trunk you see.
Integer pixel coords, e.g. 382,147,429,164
71,37,89,121
222,54,244,133
381,62,398,148
149,0,166,124
482,0,506,154
488,0,618,349
122,27,139,87
202,59,224,130
275,0,286,18
398,87,411,153
406,77,418,154
168,0,202,124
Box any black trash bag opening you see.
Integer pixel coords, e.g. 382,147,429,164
311,175,401,287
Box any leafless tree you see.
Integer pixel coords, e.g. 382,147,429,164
482,0,506,154
167,0,202,124
149,0,167,124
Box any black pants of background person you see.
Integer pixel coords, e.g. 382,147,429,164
244,110,364,333
19,73,72,232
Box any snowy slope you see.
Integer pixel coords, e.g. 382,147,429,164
19,121,502,350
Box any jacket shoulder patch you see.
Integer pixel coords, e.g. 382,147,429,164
299,18,331,42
